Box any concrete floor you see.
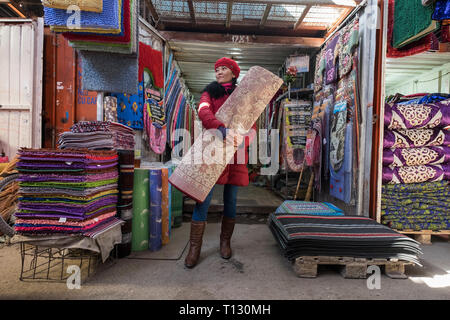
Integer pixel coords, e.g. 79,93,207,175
1,221,450,300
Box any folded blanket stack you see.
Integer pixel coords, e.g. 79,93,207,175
381,95,450,230
268,209,423,266
14,148,119,235
58,121,135,150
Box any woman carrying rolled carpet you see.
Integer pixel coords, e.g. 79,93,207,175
185,57,256,268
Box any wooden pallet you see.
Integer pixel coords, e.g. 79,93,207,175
395,229,450,245
293,256,413,279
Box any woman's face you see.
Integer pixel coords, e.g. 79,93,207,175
215,66,235,84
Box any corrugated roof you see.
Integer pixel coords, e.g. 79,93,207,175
152,0,355,100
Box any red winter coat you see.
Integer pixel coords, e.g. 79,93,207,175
198,88,257,186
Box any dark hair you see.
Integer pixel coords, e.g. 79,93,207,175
201,79,237,99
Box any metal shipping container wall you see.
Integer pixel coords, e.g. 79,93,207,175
42,29,97,149
0,18,44,160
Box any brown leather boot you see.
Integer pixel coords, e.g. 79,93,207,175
184,220,206,268
220,216,235,259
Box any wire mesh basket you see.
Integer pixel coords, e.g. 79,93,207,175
19,242,100,284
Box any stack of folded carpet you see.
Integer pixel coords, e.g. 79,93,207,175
43,0,139,94
59,121,135,257
43,0,137,55
381,95,450,231
58,121,135,150
268,202,423,266
14,148,120,235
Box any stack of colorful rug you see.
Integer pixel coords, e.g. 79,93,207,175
43,0,140,94
43,0,138,55
14,148,120,236
58,121,135,150
268,213,423,266
381,95,450,230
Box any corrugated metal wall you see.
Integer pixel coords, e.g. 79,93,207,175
0,18,43,160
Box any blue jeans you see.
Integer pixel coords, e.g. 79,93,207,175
192,184,239,222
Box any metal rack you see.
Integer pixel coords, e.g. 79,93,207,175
19,242,99,283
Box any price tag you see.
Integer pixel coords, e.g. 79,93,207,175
59,217,67,223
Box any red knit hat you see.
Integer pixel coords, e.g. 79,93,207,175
215,57,240,79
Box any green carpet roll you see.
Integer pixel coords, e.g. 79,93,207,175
131,168,150,251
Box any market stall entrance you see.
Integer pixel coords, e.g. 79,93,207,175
147,1,361,214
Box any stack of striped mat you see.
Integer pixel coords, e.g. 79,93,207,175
14,148,121,236
268,201,423,266
58,121,135,150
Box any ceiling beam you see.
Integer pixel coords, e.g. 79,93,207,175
293,4,311,31
259,4,272,29
186,0,357,8
325,7,353,36
226,1,233,28
187,0,196,25
161,31,324,48
159,19,327,37
144,0,159,22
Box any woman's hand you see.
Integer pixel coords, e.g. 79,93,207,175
225,130,244,148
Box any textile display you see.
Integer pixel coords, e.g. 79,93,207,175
44,0,120,30
383,146,450,167
282,100,311,172
66,0,138,55
329,101,347,173
384,100,450,130
149,169,162,251
387,0,439,58
381,181,450,231
329,121,353,203
79,49,139,95
42,0,103,13
275,201,343,216
112,81,144,130
268,214,422,265
382,163,450,184
433,0,450,21
338,16,359,79
138,42,164,89
381,95,450,231
14,148,119,235
161,167,170,245
383,128,450,149
131,168,149,251
104,96,118,122
131,164,173,252
58,121,135,150
11,219,124,263
392,0,438,49
163,54,193,153
143,82,167,154
63,0,130,42
324,34,340,85
314,50,325,92
169,66,283,202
